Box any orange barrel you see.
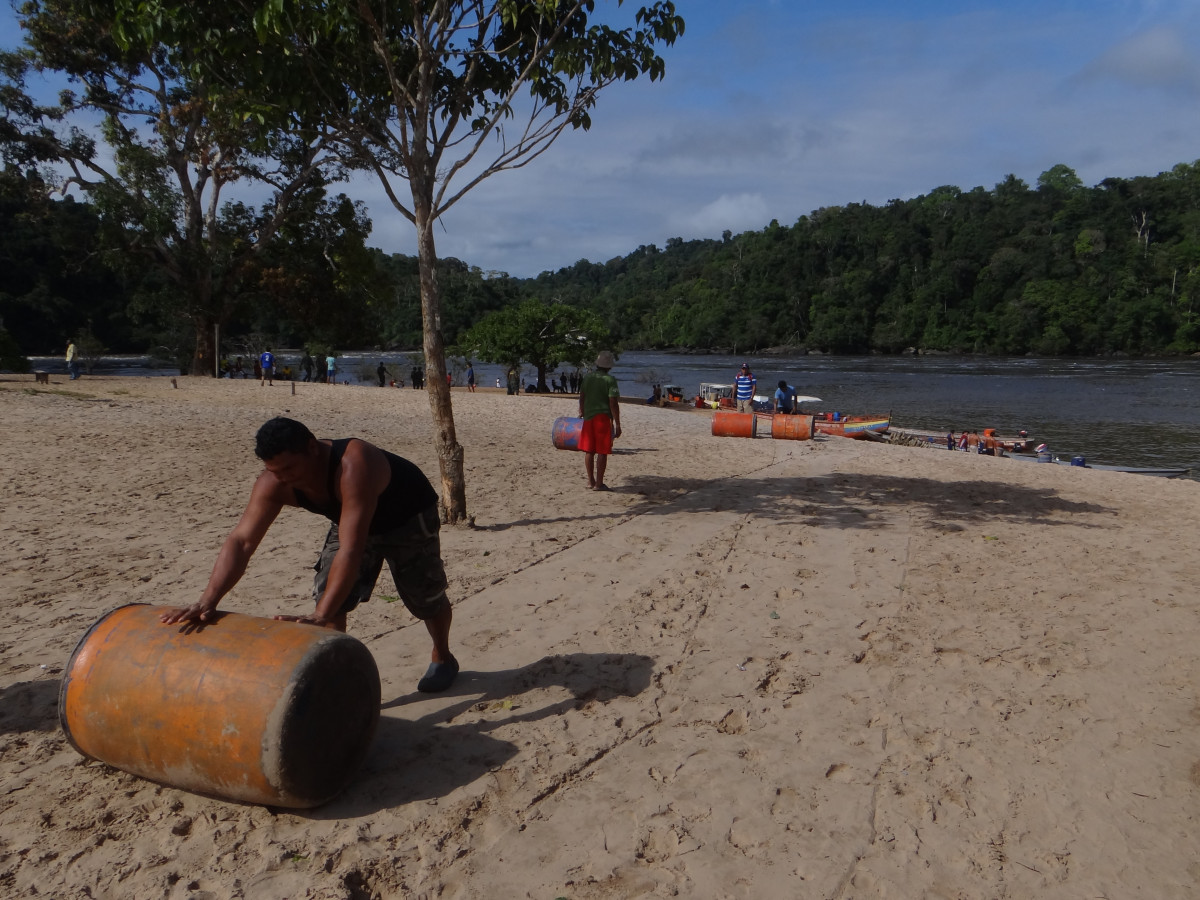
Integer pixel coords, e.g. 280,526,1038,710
552,416,584,450
771,414,816,441
60,604,380,808
712,410,757,438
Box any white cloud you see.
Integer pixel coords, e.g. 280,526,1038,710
1080,26,1200,94
673,193,771,237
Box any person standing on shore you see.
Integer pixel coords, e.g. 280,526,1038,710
325,353,337,385
301,352,314,383
159,416,460,693
734,363,756,414
259,348,275,386
377,361,391,387
466,362,476,393
578,350,622,491
65,340,80,380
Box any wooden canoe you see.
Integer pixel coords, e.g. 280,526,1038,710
813,415,891,439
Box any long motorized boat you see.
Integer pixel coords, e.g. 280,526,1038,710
888,425,1035,454
1004,452,1190,478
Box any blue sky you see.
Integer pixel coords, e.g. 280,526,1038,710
5,1,1200,277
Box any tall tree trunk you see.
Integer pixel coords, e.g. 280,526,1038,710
414,201,467,523
192,315,217,377
188,265,218,377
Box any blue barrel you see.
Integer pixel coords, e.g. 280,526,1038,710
552,416,584,451
1070,456,1086,467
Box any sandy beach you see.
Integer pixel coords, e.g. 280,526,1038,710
1,374,1198,899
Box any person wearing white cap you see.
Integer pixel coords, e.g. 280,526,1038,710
578,350,622,491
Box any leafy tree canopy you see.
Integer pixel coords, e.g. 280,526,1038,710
106,0,683,522
1,0,357,373
456,297,612,389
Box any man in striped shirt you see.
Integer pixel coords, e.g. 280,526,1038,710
734,363,756,413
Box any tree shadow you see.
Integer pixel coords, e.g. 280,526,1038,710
0,680,61,734
308,652,656,818
622,471,1115,528
477,469,1115,533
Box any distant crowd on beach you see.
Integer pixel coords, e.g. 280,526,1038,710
218,352,437,388
215,351,595,395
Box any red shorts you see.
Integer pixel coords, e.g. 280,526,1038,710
578,414,613,454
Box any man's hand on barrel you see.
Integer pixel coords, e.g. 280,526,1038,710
160,601,219,628
274,613,332,628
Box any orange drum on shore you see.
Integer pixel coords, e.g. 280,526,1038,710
712,410,757,438
771,414,816,441
552,416,584,450
60,604,380,808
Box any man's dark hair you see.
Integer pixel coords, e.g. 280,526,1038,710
255,417,316,460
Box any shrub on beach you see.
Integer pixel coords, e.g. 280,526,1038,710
0,328,31,373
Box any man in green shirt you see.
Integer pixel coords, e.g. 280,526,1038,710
578,350,622,491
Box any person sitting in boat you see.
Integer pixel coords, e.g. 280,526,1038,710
774,381,796,415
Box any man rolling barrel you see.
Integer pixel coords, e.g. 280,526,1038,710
160,417,459,693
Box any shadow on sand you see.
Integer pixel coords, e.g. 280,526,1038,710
309,652,656,818
477,469,1115,533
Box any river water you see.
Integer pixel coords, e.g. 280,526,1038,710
29,351,1200,475
611,351,1200,475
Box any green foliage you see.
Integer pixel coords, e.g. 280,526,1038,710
522,160,1200,356
456,297,612,388
0,326,31,371
3,0,354,374
0,166,130,353
371,253,522,350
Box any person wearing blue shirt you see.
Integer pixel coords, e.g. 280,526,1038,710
774,380,797,415
733,363,756,413
259,348,275,386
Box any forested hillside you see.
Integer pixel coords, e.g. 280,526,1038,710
525,163,1200,356
5,161,1200,359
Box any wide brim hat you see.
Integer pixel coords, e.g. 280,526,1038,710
595,350,616,369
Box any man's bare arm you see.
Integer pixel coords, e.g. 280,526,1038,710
160,472,287,624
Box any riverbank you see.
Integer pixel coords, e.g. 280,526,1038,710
2,374,1198,898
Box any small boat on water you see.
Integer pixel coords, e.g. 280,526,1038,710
813,414,891,440
1004,452,1190,478
888,426,1035,454
695,382,734,409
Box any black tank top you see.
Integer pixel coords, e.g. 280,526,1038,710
293,439,438,533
